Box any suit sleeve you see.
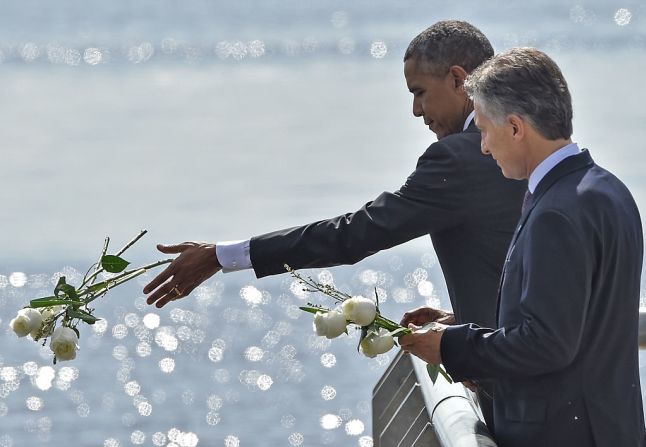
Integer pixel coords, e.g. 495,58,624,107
440,209,593,381
250,140,468,278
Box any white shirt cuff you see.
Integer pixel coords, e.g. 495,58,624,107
216,240,252,273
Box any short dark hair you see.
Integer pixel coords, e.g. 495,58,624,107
404,20,494,76
465,47,573,140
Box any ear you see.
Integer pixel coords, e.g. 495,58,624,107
507,115,525,140
448,65,468,91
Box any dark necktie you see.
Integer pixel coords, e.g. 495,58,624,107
522,190,533,213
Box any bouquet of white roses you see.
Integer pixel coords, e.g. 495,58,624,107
288,265,452,383
9,230,170,363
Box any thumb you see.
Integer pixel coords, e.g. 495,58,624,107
408,323,421,331
157,243,192,254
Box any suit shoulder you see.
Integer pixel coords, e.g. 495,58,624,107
419,128,481,161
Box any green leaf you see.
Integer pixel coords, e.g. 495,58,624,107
426,364,453,385
101,255,130,273
53,277,80,301
438,367,453,384
67,309,99,324
427,364,440,383
298,306,331,315
30,298,71,308
54,276,66,297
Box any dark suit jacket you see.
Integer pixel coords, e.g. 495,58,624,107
250,122,526,327
441,150,645,447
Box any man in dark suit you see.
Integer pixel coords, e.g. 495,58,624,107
400,47,645,446
143,21,525,426
144,20,525,323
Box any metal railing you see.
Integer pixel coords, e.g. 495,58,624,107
372,350,496,447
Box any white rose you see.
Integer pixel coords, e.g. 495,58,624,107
9,308,43,337
360,330,395,358
50,326,79,361
313,310,347,339
341,296,377,326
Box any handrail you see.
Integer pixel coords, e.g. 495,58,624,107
373,350,496,447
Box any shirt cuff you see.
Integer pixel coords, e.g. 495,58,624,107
215,240,252,273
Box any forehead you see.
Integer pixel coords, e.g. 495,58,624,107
404,58,444,87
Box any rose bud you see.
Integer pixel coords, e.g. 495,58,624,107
50,326,79,361
360,330,395,358
9,308,43,338
313,310,348,339
341,296,377,326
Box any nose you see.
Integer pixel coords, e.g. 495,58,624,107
480,137,490,155
412,97,422,118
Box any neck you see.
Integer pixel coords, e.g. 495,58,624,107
526,138,572,177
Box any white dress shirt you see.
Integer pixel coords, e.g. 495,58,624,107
216,112,478,273
528,142,581,194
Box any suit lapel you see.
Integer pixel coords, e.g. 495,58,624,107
494,150,594,324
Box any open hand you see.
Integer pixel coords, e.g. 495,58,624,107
143,242,221,308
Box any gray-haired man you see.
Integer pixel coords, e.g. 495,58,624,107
401,47,645,446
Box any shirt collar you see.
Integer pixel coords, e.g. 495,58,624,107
463,110,476,131
528,142,581,193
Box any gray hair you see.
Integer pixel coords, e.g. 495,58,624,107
404,20,494,76
464,47,573,140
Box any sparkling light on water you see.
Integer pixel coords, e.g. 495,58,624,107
358,436,374,447
26,396,44,411
152,432,167,446
417,280,434,296
83,48,103,65
345,419,365,436
207,395,223,410
112,324,128,339
320,414,342,430
34,367,55,391
614,8,632,26
159,358,175,373
393,288,415,303
289,280,309,300
320,385,336,401
137,401,152,416
143,313,160,329
370,41,387,59
124,381,141,397
206,411,221,425
320,353,337,368
257,374,273,391
130,430,145,445
224,435,240,447
9,272,27,288
288,432,304,446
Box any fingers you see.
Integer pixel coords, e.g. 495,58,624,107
144,264,174,296
400,307,431,326
156,242,193,254
148,281,188,308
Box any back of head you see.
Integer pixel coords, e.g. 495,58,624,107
404,20,494,76
465,47,573,140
